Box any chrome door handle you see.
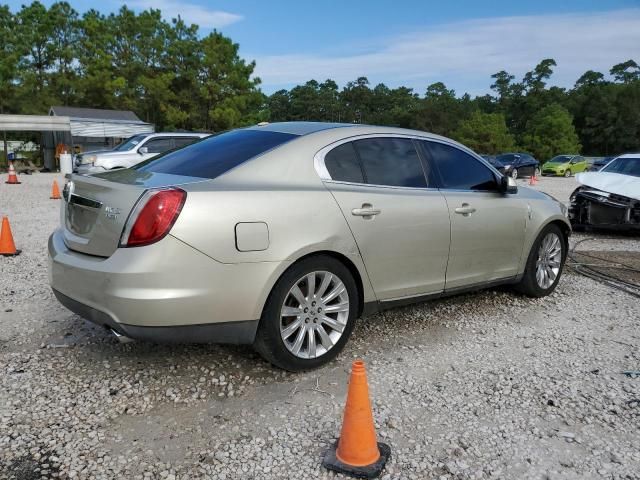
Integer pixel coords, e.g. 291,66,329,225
454,203,476,216
352,204,381,218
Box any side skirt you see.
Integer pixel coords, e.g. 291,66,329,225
363,275,522,315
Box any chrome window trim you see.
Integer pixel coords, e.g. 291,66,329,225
314,133,504,193
323,179,440,192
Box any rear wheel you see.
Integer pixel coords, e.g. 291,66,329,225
515,224,566,297
535,167,541,177
511,168,518,180
253,255,358,371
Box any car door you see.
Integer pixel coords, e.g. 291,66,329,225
421,140,528,289
572,156,587,173
519,155,534,177
319,137,451,301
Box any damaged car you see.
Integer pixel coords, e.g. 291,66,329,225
569,154,640,231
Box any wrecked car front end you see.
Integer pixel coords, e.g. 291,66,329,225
569,186,640,231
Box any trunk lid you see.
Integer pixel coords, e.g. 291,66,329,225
62,169,207,257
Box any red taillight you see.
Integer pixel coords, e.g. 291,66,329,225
120,188,186,247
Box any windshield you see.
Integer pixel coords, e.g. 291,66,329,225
113,134,148,152
601,157,640,177
548,155,572,163
496,154,517,163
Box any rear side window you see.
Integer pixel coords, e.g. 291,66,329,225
136,129,296,179
144,137,174,154
353,138,427,188
324,142,364,183
424,141,498,191
173,136,202,148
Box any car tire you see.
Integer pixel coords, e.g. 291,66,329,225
511,168,518,180
535,167,541,177
515,224,566,298
253,255,359,372
564,169,571,177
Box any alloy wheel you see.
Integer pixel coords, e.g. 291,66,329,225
511,168,518,179
535,232,562,289
280,271,349,359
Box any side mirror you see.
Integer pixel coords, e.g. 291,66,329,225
500,175,518,194
138,146,148,155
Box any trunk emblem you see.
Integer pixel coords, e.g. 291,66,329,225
105,206,121,220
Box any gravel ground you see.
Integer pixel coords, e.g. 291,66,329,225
1,173,639,480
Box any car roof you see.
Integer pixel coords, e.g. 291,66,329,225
146,132,210,137
616,153,640,158
246,121,460,144
247,122,357,136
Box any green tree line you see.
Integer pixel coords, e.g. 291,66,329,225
268,59,640,158
1,2,639,159
0,1,264,131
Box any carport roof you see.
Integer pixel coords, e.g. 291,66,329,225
0,114,71,132
49,106,146,124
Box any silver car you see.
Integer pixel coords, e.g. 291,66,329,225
49,122,570,371
74,132,209,174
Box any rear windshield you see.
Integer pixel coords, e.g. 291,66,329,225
135,129,296,179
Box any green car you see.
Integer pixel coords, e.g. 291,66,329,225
541,155,588,177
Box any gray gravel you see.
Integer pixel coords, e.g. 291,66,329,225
2,173,640,479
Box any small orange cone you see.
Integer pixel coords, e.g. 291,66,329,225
5,162,21,184
50,180,61,199
529,174,537,186
0,216,21,256
322,360,390,478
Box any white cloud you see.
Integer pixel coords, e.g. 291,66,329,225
252,9,640,94
127,0,242,29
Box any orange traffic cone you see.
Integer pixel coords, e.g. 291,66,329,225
5,162,21,184
529,174,537,186
50,180,61,199
322,360,390,478
0,216,21,256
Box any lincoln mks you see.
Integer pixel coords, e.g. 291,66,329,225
49,122,570,371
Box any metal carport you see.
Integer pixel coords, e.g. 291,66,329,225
0,114,72,170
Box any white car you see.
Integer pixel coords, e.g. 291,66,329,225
569,153,640,231
74,132,209,174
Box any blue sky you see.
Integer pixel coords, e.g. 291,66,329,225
6,0,640,95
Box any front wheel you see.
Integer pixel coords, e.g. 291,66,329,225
535,167,541,177
564,169,571,177
253,255,359,371
511,168,518,180
515,224,566,297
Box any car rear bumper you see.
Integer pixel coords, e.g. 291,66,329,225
52,289,258,343
48,228,287,343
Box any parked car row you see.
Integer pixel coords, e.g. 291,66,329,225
480,153,624,180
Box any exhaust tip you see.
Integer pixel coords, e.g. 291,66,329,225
110,328,134,344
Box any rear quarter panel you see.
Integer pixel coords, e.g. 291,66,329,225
169,132,382,305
